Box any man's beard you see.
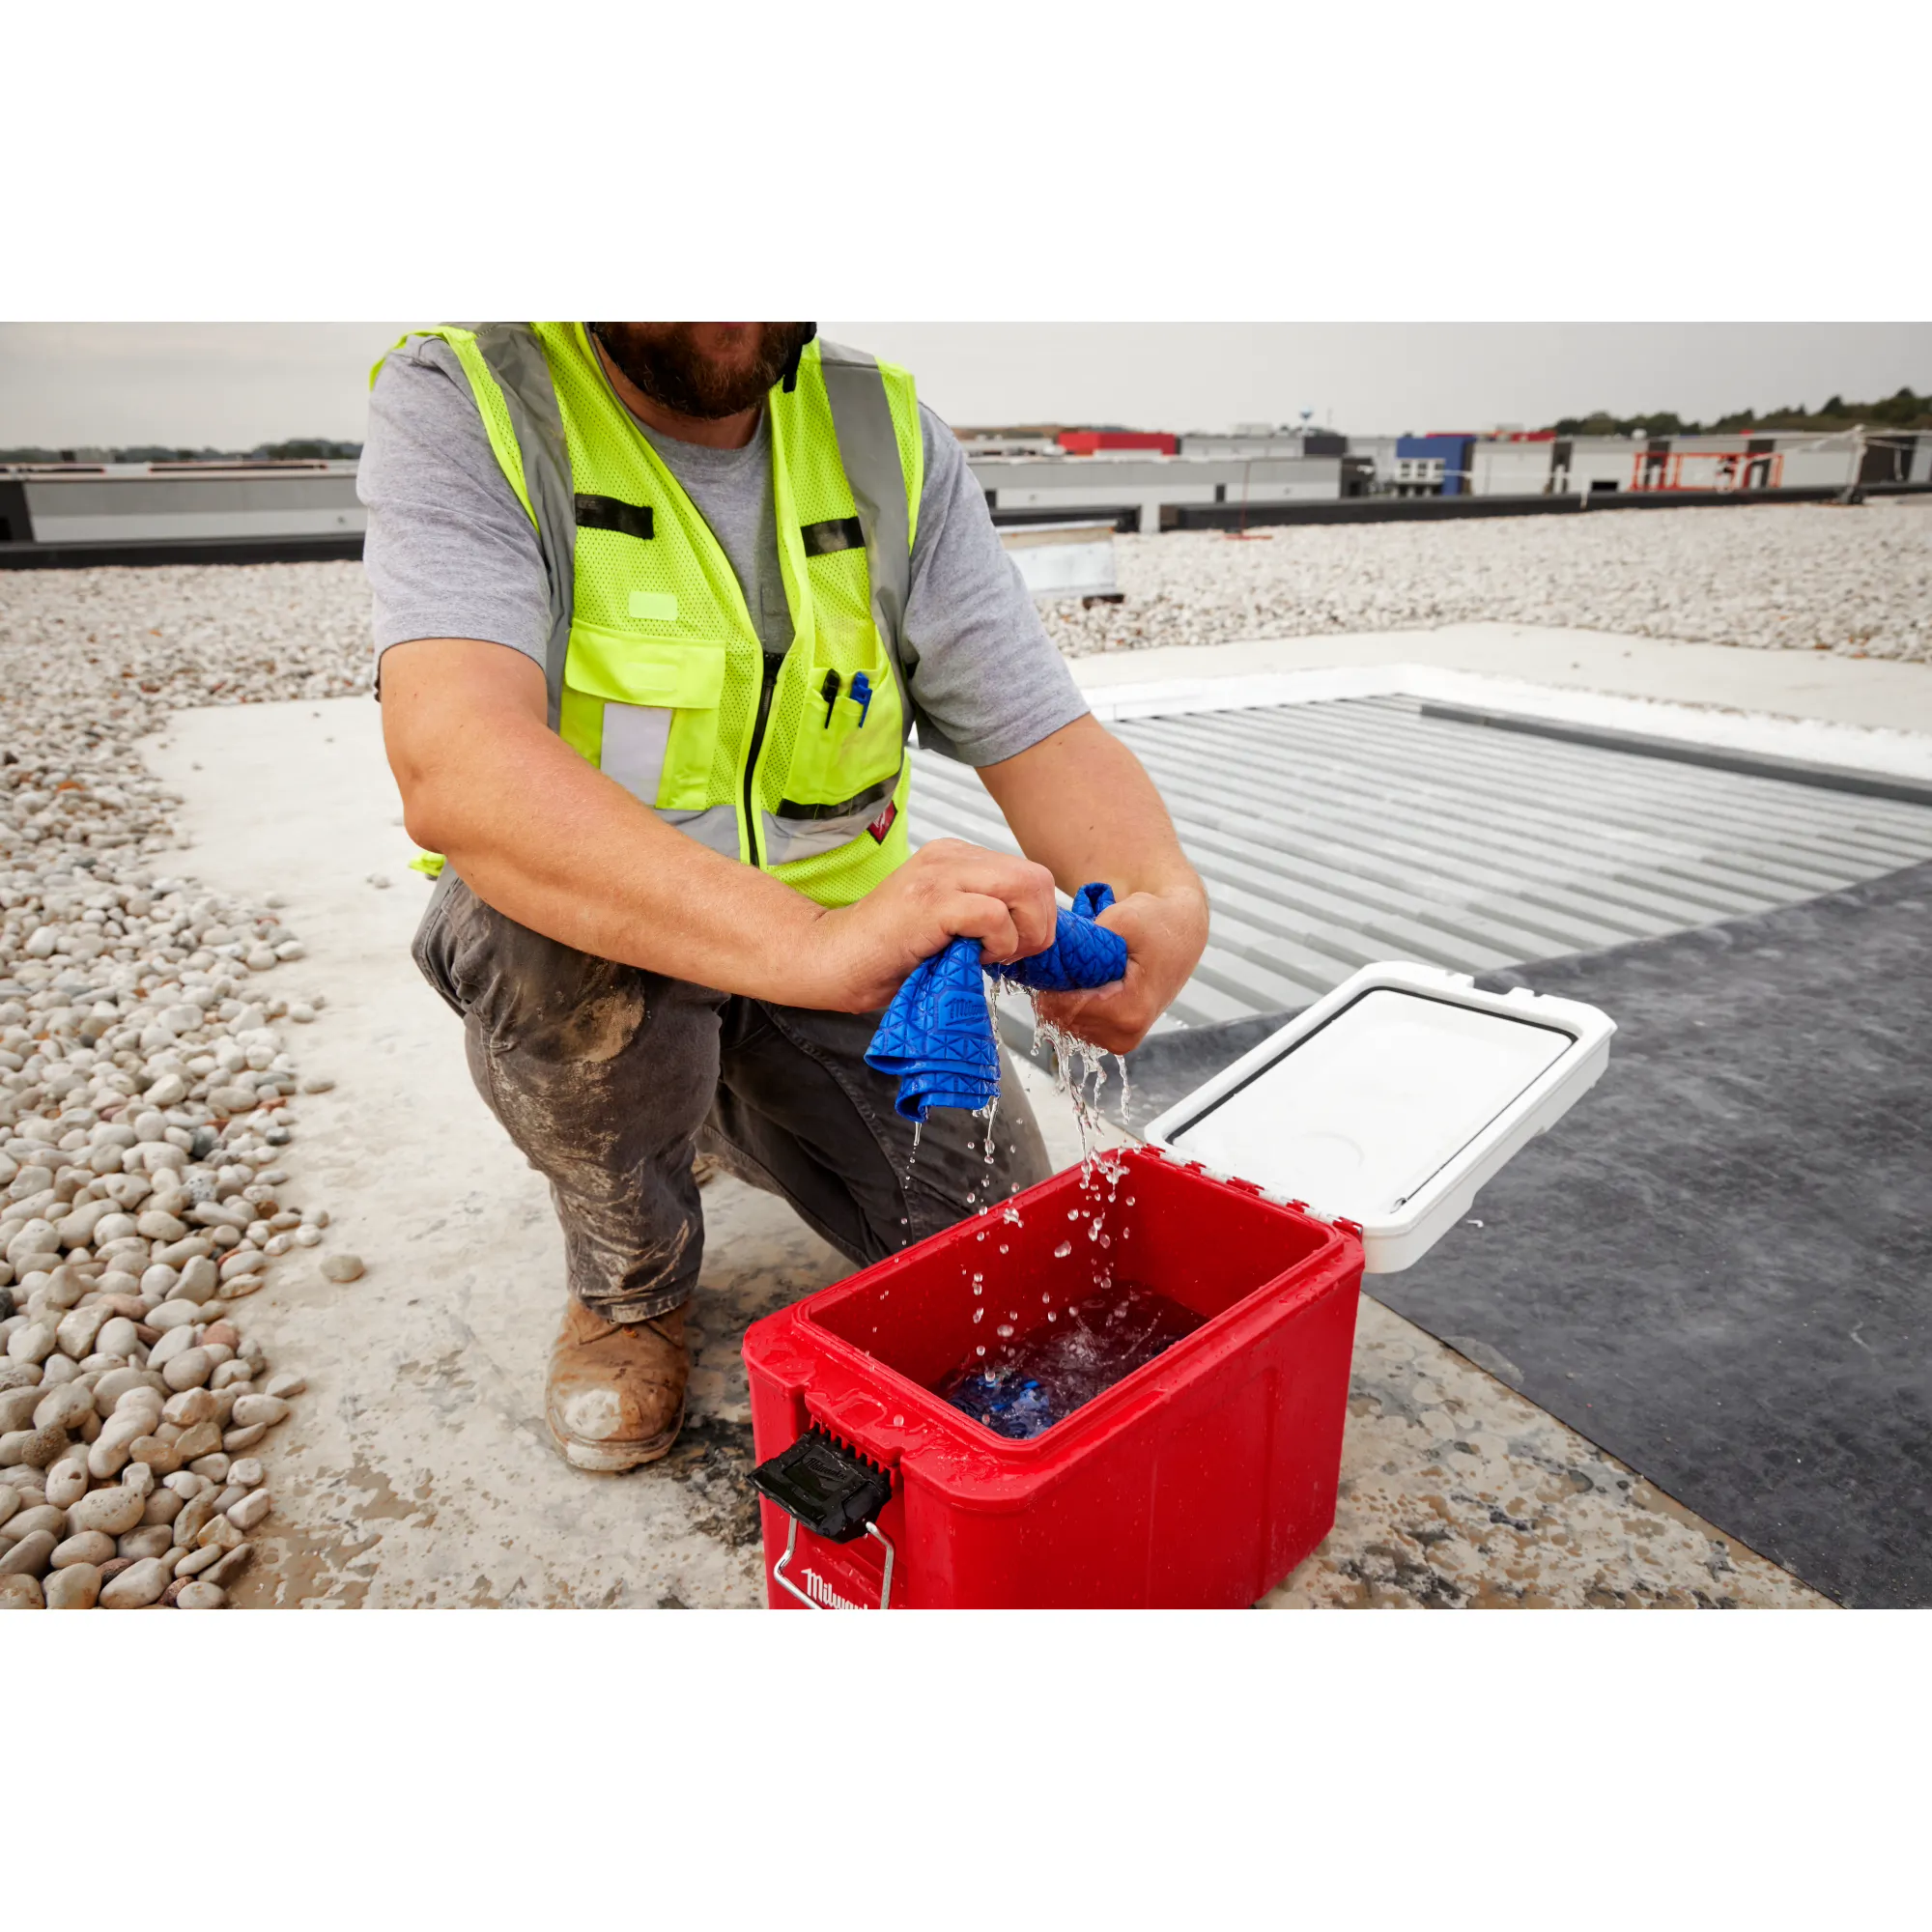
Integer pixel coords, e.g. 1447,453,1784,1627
588,323,815,419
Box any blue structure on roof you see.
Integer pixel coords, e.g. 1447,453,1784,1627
1396,435,1474,497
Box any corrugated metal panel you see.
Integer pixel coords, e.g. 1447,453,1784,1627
909,695,1932,1035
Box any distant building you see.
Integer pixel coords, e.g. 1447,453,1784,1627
1179,429,1348,460
1392,435,1474,496
1469,436,1557,497
1529,430,1932,497
952,426,1067,457
0,458,363,548
967,451,1351,532
1057,430,1179,456
11,419,1927,560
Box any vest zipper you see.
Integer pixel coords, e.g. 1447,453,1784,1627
742,650,788,870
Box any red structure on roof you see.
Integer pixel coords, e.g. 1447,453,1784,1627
1057,430,1179,456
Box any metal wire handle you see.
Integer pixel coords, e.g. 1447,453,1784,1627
771,1516,896,1611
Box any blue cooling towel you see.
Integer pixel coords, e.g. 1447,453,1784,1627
865,883,1128,1121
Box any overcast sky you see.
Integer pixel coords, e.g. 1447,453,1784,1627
3,322,1927,448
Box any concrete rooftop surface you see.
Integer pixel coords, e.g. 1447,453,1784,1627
125,610,1932,1607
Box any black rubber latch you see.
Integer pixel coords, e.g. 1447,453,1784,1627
753,1431,891,1544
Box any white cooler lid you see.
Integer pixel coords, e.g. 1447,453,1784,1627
1143,962,1615,1273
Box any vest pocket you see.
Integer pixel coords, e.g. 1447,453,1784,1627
562,623,726,810
780,629,902,815
765,626,904,865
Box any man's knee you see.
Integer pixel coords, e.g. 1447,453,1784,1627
416,875,652,1063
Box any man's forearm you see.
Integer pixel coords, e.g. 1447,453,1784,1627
381,638,1067,1015
980,713,1209,1053
981,714,1206,908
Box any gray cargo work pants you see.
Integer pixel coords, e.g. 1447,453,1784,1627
412,875,1056,1322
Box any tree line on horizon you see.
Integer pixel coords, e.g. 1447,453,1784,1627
1549,386,1931,439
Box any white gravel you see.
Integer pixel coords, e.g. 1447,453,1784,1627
0,562,370,1608
1041,501,1932,662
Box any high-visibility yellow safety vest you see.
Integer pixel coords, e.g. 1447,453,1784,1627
373,325,923,908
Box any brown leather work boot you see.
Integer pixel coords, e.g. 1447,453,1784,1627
545,1299,689,1472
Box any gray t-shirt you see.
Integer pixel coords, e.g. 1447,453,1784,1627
358,333,1088,767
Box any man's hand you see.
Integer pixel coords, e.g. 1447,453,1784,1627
796,838,1059,1013
1030,882,1210,1055
980,714,1210,1056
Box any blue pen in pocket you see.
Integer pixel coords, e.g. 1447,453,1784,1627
849,671,873,726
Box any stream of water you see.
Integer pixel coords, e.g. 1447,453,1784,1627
928,982,1179,1436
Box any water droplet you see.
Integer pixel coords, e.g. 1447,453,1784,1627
973,1307,984,1322
996,1323,1014,1338
1054,1240,1073,1258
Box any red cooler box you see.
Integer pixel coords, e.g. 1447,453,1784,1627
744,962,1615,1608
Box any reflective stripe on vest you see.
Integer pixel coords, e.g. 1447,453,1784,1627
372,326,923,909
